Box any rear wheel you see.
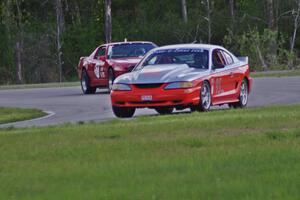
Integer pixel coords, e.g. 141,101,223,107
229,79,248,108
81,70,96,94
155,107,174,115
112,106,135,118
108,68,115,92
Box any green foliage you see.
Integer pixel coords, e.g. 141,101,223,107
224,28,295,71
63,22,104,80
0,3,3,20
0,14,15,84
1,0,300,84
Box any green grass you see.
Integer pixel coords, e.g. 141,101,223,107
0,107,46,124
1,105,300,199
252,69,300,78
0,82,79,90
1,70,300,91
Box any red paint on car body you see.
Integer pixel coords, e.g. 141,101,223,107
77,41,157,89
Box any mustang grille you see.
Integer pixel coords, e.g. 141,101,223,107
134,83,163,89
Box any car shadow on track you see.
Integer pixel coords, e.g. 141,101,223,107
133,106,231,118
97,90,110,95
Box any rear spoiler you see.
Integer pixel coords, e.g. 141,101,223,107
238,56,249,64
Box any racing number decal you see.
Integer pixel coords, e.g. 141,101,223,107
94,61,106,79
94,64,100,79
215,78,222,95
99,61,106,78
100,71,106,78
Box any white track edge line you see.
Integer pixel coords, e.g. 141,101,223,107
0,110,56,128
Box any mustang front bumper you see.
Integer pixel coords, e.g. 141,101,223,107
111,84,201,108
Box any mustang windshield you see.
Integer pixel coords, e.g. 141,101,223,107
139,48,209,69
108,43,156,59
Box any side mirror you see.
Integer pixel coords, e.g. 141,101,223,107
213,63,225,70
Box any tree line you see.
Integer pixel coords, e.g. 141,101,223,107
0,0,300,84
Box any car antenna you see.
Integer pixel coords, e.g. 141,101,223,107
191,40,197,44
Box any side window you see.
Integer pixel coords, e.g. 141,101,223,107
212,49,226,66
147,56,158,65
95,47,106,59
222,51,234,65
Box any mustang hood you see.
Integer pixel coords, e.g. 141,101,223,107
114,64,209,84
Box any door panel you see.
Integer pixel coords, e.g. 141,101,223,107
221,50,239,100
211,69,232,104
211,49,232,104
92,46,108,86
85,47,107,87
223,68,238,100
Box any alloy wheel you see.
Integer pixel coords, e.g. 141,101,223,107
240,81,248,106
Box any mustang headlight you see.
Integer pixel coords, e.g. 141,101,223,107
112,83,131,91
164,81,194,90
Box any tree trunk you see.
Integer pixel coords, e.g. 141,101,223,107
266,0,275,30
256,44,268,70
206,0,212,43
290,0,300,54
15,0,23,84
181,0,188,23
265,0,277,67
274,0,279,31
75,1,81,25
15,41,23,84
55,0,64,83
104,0,112,43
229,0,235,33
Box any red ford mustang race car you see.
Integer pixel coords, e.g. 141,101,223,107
77,41,157,94
110,44,252,118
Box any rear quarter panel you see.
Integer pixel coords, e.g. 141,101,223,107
77,57,87,80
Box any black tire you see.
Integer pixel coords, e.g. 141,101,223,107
196,81,212,112
112,106,135,118
190,106,197,112
81,70,96,94
108,68,115,92
229,79,248,109
155,107,174,115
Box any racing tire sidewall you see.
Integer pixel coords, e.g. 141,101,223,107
81,70,96,94
112,106,135,118
108,68,115,93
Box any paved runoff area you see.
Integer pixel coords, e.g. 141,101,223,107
0,77,300,127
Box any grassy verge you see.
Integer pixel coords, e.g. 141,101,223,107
1,105,300,199
252,69,300,78
0,107,46,124
0,81,79,90
1,70,300,90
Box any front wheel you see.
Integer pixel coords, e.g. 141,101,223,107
112,106,135,118
155,107,174,115
229,79,248,108
81,70,96,94
197,81,212,112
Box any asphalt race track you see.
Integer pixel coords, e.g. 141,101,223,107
0,76,300,127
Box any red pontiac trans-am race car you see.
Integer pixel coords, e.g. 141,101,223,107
110,44,252,118
77,41,157,94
